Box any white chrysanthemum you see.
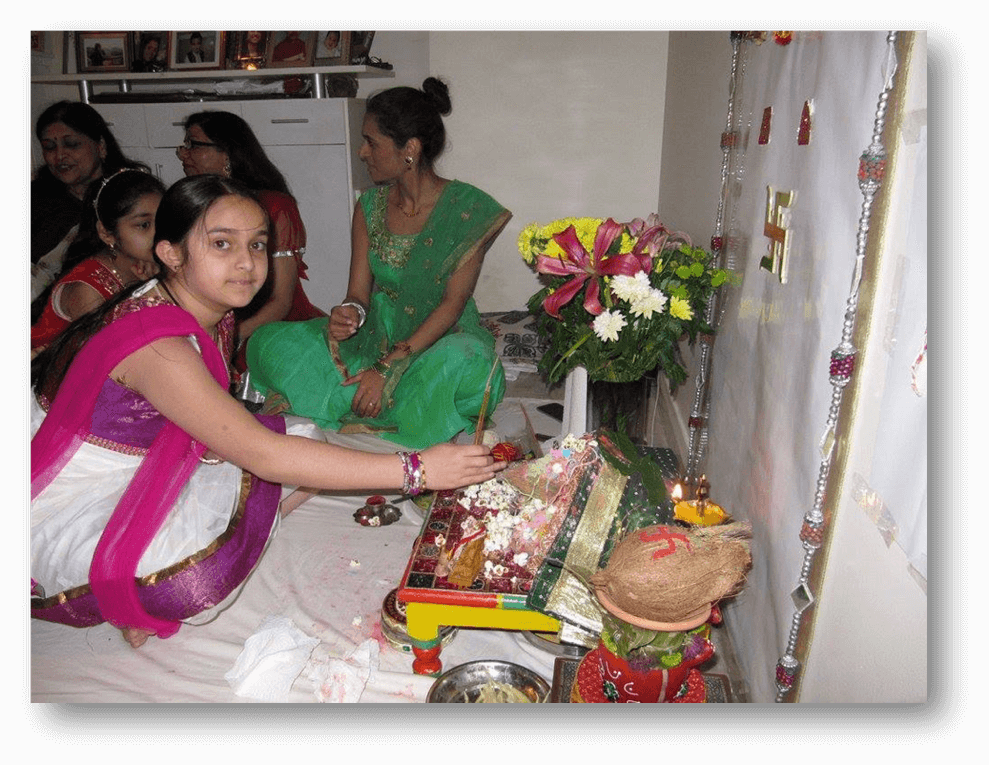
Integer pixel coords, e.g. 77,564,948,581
630,288,668,319
610,271,652,303
593,309,627,342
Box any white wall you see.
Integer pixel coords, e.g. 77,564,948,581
659,31,927,702
428,31,669,313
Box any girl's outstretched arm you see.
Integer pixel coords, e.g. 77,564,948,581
113,335,502,491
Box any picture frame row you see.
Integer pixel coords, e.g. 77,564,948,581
73,31,375,74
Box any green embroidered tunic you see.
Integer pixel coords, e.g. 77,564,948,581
246,180,510,449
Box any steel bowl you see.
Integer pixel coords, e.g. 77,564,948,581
426,660,550,703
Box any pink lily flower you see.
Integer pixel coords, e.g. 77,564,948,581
627,215,692,260
536,218,650,319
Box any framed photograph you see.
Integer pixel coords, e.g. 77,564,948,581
227,30,269,70
169,31,225,70
266,31,316,68
314,31,351,66
349,31,375,63
130,32,169,72
75,32,130,73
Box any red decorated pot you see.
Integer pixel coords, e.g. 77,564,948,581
596,637,714,703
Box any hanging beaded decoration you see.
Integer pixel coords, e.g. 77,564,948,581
774,31,899,702
683,32,751,488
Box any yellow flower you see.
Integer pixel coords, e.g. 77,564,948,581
669,296,694,321
617,232,635,254
544,238,567,260
573,218,603,253
518,223,539,263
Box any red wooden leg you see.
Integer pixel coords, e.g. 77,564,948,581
411,643,443,676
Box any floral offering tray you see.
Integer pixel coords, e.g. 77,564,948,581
401,489,537,606
398,435,681,613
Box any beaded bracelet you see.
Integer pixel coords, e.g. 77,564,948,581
371,358,391,376
340,301,367,328
397,450,427,495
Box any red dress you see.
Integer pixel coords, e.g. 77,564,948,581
31,258,126,349
232,190,326,372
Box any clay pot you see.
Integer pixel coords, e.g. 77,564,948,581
596,637,714,703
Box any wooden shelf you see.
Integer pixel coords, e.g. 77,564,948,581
32,65,394,100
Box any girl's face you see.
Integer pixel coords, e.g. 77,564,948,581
167,195,269,314
358,114,409,184
40,121,106,198
103,192,162,279
176,124,230,177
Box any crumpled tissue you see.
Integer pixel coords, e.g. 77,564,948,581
225,615,320,701
308,638,380,703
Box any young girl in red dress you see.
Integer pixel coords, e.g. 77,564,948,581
31,169,165,351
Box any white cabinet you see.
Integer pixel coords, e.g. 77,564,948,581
94,98,371,311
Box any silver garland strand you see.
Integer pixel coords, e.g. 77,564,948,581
684,33,748,486
775,31,899,701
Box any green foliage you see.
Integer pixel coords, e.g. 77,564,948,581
601,613,689,663
524,229,732,387
599,429,669,505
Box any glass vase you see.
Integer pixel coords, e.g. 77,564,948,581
587,376,652,442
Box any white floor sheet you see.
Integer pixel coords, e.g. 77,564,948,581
30,404,567,703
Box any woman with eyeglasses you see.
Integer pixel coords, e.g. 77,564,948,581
176,110,325,371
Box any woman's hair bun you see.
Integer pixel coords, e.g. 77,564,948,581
421,77,452,116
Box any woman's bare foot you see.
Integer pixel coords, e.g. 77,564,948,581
121,627,154,648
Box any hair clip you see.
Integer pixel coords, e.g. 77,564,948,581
93,167,150,224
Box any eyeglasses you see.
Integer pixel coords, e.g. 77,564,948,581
178,138,218,151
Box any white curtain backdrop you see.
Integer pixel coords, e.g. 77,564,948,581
702,31,927,701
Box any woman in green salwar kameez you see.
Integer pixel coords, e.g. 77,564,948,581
247,78,511,450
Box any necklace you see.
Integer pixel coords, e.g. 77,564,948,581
394,198,421,218
157,279,180,306
103,253,130,285
157,281,219,345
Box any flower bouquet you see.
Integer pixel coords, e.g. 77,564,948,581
518,215,732,387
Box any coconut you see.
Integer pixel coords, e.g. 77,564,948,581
589,522,752,628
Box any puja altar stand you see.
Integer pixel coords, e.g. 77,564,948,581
396,490,562,676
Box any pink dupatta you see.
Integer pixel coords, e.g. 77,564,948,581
31,304,229,638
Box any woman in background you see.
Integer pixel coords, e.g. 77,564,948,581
247,78,511,449
176,110,325,370
32,101,145,307
32,169,165,352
